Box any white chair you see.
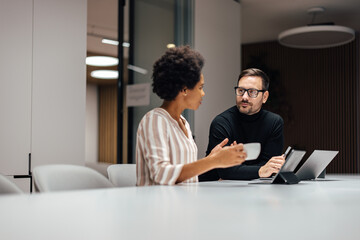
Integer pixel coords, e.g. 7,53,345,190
85,161,111,178
0,174,23,195
33,164,114,192
107,164,136,187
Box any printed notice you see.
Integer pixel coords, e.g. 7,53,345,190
126,83,150,107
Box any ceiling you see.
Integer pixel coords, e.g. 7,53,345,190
241,0,360,44
86,0,360,83
87,0,121,57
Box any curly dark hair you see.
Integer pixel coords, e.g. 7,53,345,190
152,46,204,101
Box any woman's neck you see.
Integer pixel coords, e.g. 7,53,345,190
161,100,188,138
161,100,184,121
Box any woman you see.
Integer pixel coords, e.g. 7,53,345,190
136,46,246,186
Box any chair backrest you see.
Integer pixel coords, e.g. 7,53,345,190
85,161,111,178
33,164,114,192
107,164,136,187
0,174,23,195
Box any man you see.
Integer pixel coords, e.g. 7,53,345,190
199,68,285,181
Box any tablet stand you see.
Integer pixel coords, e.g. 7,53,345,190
318,169,326,178
272,172,300,184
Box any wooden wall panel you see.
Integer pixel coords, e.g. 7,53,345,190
98,85,118,164
242,37,359,173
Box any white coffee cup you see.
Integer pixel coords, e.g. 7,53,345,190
243,143,261,161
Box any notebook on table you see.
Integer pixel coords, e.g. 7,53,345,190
295,150,339,180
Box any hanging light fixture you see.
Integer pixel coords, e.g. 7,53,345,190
278,7,355,49
86,56,118,67
91,70,118,79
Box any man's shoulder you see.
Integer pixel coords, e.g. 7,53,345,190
211,106,237,123
261,110,283,124
215,106,238,118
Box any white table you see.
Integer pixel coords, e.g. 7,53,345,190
0,174,359,240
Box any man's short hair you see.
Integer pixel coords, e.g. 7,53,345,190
237,68,270,91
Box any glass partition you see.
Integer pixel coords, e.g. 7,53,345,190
127,0,194,163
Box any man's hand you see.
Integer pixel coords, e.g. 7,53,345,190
258,155,285,178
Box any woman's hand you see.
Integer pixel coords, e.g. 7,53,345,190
209,139,247,168
176,139,246,183
208,138,229,156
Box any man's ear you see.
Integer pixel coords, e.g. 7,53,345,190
263,91,269,103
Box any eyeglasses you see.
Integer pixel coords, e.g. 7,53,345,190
234,87,265,98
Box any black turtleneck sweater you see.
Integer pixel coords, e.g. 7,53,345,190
199,106,284,181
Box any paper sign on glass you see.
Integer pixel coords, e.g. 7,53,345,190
126,83,150,107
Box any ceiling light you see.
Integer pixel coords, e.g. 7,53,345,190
101,38,130,48
102,39,119,46
127,65,148,75
122,42,130,48
86,56,118,67
278,7,355,49
87,33,130,47
91,70,118,79
167,43,176,48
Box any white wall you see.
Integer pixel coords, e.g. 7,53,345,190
0,0,87,192
86,83,99,163
194,0,241,158
0,0,32,176
31,0,87,168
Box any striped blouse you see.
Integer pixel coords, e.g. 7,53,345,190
136,108,198,186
